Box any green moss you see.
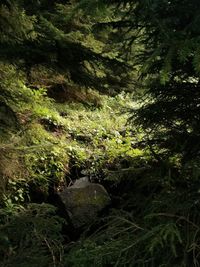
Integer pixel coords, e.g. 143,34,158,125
70,187,110,207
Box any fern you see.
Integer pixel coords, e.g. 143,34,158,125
0,203,65,267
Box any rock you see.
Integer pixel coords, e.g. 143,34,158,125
58,180,111,228
70,177,90,188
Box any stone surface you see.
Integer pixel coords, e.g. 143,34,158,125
58,180,111,228
70,177,90,188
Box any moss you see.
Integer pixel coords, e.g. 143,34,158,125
71,186,110,207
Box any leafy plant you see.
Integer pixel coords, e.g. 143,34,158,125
0,203,65,267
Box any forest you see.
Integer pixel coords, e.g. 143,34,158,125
1,0,200,266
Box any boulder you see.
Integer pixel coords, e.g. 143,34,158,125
58,178,111,228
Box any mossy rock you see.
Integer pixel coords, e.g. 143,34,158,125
58,182,111,228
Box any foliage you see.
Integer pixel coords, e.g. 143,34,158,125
59,3,200,265
0,203,65,267
77,0,200,163
56,93,145,182
129,1,200,162
0,0,136,205
66,163,200,266
0,63,69,203
0,0,132,95
2,1,200,266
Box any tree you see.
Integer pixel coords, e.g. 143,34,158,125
0,0,132,96
64,2,200,266
127,0,200,163
0,0,134,145
82,0,200,162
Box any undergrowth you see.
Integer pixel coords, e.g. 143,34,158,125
65,163,200,267
2,64,198,267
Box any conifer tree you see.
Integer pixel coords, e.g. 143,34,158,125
0,0,133,139
84,0,200,162
0,0,131,95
